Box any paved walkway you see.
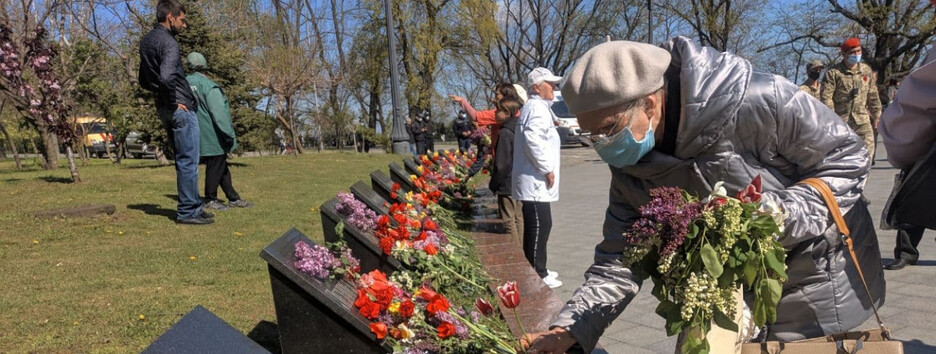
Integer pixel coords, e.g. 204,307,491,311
547,143,936,353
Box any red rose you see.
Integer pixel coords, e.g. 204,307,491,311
436,321,455,339
399,300,415,318
424,243,438,255
497,281,520,309
369,322,387,339
376,287,394,308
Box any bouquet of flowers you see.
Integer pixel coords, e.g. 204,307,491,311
468,126,491,147
623,176,788,354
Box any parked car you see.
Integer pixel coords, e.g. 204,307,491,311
125,131,157,159
551,92,587,146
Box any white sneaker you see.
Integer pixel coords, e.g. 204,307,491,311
546,270,559,279
542,276,563,288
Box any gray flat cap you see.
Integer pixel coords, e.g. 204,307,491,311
561,41,671,115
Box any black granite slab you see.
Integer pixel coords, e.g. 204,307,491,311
402,156,421,175
142,305,270,354
320,198,402,274
260,229,391,353
370,170,402,204
350,181,390,216
389,162,416,192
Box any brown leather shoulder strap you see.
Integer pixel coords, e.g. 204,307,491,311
797,178,888,337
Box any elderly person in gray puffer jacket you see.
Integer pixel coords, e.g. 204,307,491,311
523,37,885,353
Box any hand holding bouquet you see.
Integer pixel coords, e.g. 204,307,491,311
623,176,788,354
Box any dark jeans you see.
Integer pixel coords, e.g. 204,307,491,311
457,138,471,153
416,140,429,156
203,155,240,202
466,145,489,178
409,142,417,156
894,225,927,262
158,107,203,220
522,201,552,278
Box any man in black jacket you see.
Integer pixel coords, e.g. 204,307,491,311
453,110,472,153
138,0,212,225
490,98,523,245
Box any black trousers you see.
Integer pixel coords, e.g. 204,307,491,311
416,140,430,156
894,225,927,262
522,201,552,278
457,138,471,153
203,155,240,202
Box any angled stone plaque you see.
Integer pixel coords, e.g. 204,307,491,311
350,181,390,216
260,229,390,353
388,162,415,192
320,198,402,274
369,170,402,204
143,305,270,354
402,156,421,176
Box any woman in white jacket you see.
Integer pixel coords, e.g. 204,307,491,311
513,67,563,288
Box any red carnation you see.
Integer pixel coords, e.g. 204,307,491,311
392,183,401,192
425,243,438,255
437,321,455,339
359,301,381,320
399,300,415,318
377,215,390,227
426,294,450,315
379,236,394,255
424,219,438,231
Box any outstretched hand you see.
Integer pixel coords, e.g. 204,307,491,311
521,327,576,354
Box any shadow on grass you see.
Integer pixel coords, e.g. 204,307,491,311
125,163,172,169
228,161,250,167
37,176,73,184
246,320,281,354
164,194,179,202
2,178,23,182
127,203,176,221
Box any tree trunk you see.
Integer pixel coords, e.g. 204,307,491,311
154,147,171,165
77,141,89,165
64,145,81,182
38,127,59,170
0,119,22,170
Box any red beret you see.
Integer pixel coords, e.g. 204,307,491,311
841,37,861,52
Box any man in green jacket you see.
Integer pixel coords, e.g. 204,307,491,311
186,52,252,210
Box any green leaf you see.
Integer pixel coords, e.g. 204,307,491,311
713,309,739,332
753,300,767,326
701,244,723,278
763,278,783,307
687,222,700,239
334,221,345,237
743,255,759,286
764,251,785,276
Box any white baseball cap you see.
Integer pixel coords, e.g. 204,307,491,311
528,67,563,86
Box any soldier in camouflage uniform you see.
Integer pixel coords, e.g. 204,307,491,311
821,37,882,162
799,59,824,99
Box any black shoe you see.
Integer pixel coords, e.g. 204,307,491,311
883,259,916,270
200,210,215,219
176,216,215,225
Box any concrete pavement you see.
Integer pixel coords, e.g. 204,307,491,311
546,143,936,353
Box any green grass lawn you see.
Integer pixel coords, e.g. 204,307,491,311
0,152,403,353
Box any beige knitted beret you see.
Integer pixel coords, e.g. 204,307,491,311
561,41,672,115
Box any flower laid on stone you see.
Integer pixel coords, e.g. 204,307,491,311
293,240,360,281
622,175,788,354
335,192,379,232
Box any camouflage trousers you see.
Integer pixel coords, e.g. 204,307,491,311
847,119,875,166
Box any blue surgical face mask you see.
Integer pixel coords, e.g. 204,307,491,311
594,121,655,168
847,54,861,65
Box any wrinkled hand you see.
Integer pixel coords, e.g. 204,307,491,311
545,172,555,189
449,95,464,103
521,327,576,354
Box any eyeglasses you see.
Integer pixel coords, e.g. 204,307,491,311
580,115,631,147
